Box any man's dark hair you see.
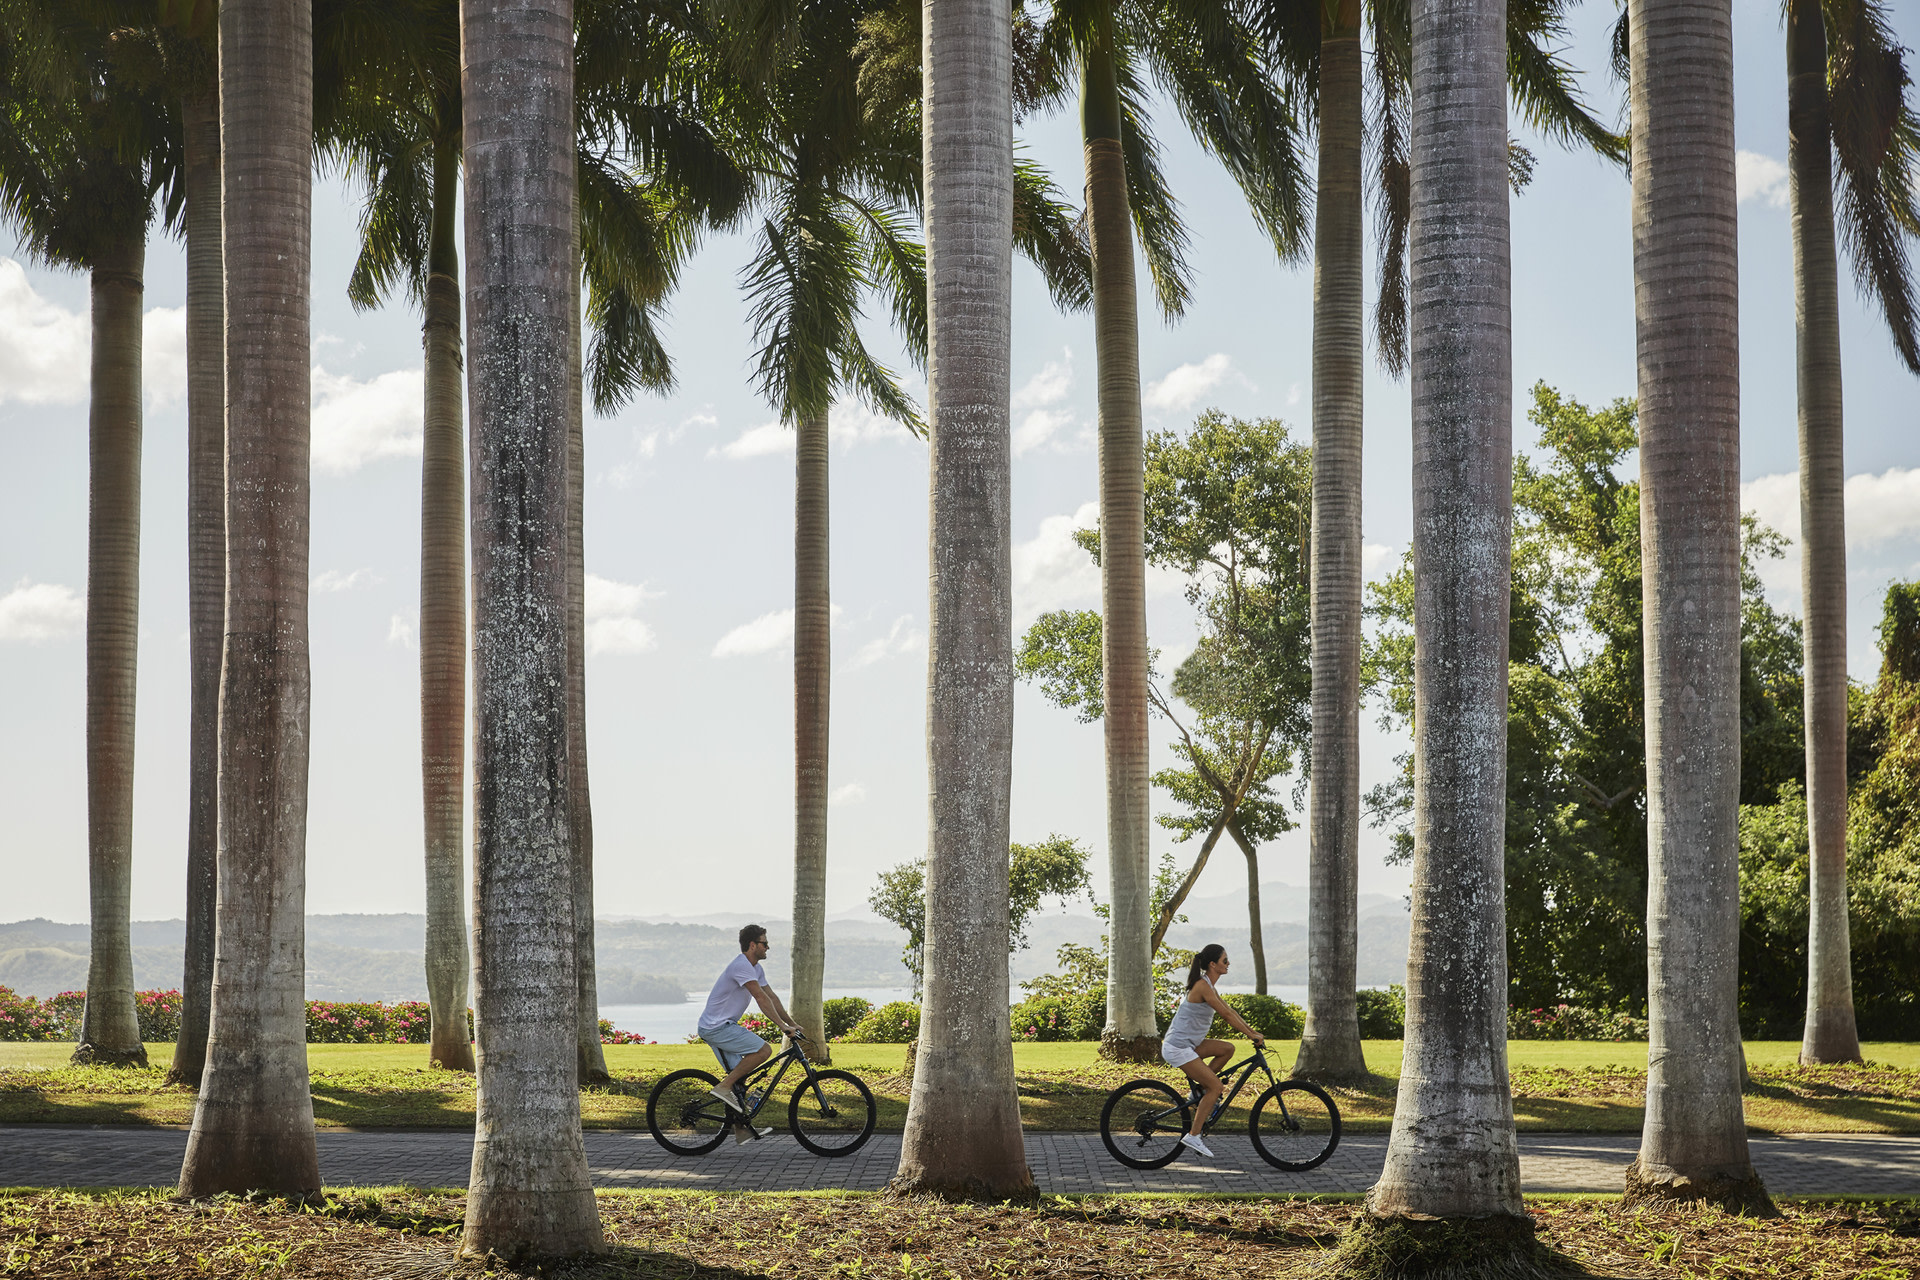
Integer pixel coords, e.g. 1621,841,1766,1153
740,923,767,952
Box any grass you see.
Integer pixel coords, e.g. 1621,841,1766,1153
4,1041,1920,1133
3,1187,1919,1278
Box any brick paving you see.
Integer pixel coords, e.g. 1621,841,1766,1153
5,1126,1920,1196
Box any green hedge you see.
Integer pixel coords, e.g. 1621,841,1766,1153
840,1001,920,1043
1209,992,1303,1040
1356,986,1406,1038
823,997,874,1040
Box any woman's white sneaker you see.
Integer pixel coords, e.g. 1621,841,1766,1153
1180,1134,1215,1158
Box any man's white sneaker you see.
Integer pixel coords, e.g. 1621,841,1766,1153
1180,1134,1215,1159
711,1087,745,1113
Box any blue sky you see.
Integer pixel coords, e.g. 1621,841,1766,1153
3,0,1918,926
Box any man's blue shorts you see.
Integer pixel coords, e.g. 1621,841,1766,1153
700,1020,767,1072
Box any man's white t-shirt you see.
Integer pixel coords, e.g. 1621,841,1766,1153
699,953,768,1033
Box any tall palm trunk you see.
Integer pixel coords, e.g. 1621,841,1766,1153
569,208,609,1087
1622,0,1774,1215
1227,816,1267,993
1295,0,1369,1085
1789,0,1861,1066
1365,0,1524,1239
177,0,320,1200
792,407,832,1061
890,0,1032,1201
421,129,475,1075
458,0,603,1257
75,229,147,1069
1082,29,1157,1065
170,84,223,1091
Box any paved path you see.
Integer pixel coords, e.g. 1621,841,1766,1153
6,1127,1920,1196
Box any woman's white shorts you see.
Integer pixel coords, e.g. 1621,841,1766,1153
1160,1039,1201,1069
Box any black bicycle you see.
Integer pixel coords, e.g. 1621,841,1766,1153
646,1029,877,1157
1099,1043,1340,1171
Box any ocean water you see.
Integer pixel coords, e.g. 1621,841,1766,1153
600,983,1317,1044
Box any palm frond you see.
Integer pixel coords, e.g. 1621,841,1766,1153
1116,53,1194,319
1505,0,1628,165
1013,153,1094,313
1370,0,1412,377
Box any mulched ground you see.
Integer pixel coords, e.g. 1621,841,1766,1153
4,1188,1919,1279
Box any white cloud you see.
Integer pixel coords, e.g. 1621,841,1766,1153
714,421,791,460
1014,408,1075,456
830,783,868,806
1743,466,1920,599
1013,502,1103,625
710,402,917,461
142,307,188,409
311,364,424,475
312,567,377,593
1145,353,1234,414
0,260,89,406
585,573,660,655
1736,150,1790,209
1363,543,1401,581
848,614,923,669
712,604,843,657
0,579,84,642
1011,350,1080,456
1286,382,1303,408
387,614,417,650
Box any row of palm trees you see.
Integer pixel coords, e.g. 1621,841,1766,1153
5,0,1917,1260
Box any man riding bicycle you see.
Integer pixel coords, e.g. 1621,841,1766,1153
699,923,800,1140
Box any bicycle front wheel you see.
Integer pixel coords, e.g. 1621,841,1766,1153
647,1068,730,1156
1099,1079,1191,1170
1248,1081,1340,1171
789,1069,877,1156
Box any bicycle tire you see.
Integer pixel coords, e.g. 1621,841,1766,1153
647,1068,731,1156
1248,1080,1341,1171
788,1069,877,1157
1099,1079,1191,1170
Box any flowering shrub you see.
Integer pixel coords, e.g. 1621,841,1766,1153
840,1001,919,1044
739,1012,785,1042
823,997,873,1040
597,1019,652,1045
0,987,63,1041
1507,1003,1649,1041
305,1000,447,1044
134,989,183,1041
1011,992,1104,1042
43,992,86,1039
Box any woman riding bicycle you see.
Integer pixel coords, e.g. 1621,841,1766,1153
1162,943,1263,1158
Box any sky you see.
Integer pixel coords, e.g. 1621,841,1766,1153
4,0,1919,929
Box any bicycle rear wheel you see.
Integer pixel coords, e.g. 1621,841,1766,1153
647,1068,730,1155
789,1069,877,1156
1248,1081,1340,1171
1099,1079,1191,1170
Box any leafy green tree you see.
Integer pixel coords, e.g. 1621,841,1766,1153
1018,413,1313,992
1367,384,1806,1019
869,835,1094,996
1742,582,1920,1040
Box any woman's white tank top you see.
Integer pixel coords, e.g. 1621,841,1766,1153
1163,976,1216,1049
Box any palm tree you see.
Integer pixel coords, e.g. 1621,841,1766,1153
457,0,603,1256
176,0,322,1200
1358,0,1528,1250
1258,0,1623,1086
1784,0,1920,1066
1024,0,1309,1062
318,0,475,1075
164,9,221,1092
0,0,177,1073
888,0,1031,1201
1619,0,1773,1216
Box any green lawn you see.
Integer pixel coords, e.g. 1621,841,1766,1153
4,1040,1917,1133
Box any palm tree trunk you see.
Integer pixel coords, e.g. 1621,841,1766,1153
1622,0,1775,1215
75,229,147,1070
1082,29,1157,1066
1294,0,1369,1086
569,203,610,1087
421,128,474,1075
792,408,832,1062
1364,0,1524,1240
1788,0,1861,1067
177,0,320,1200
458,0,603,1257
169,83,223,1091
1227,815,1267,994
889,0,1031,1202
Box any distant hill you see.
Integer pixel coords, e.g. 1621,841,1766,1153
1,889,1411,1001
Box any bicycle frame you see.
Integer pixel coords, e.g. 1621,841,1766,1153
1172,1044,1282,1134
718,1036,836,1126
